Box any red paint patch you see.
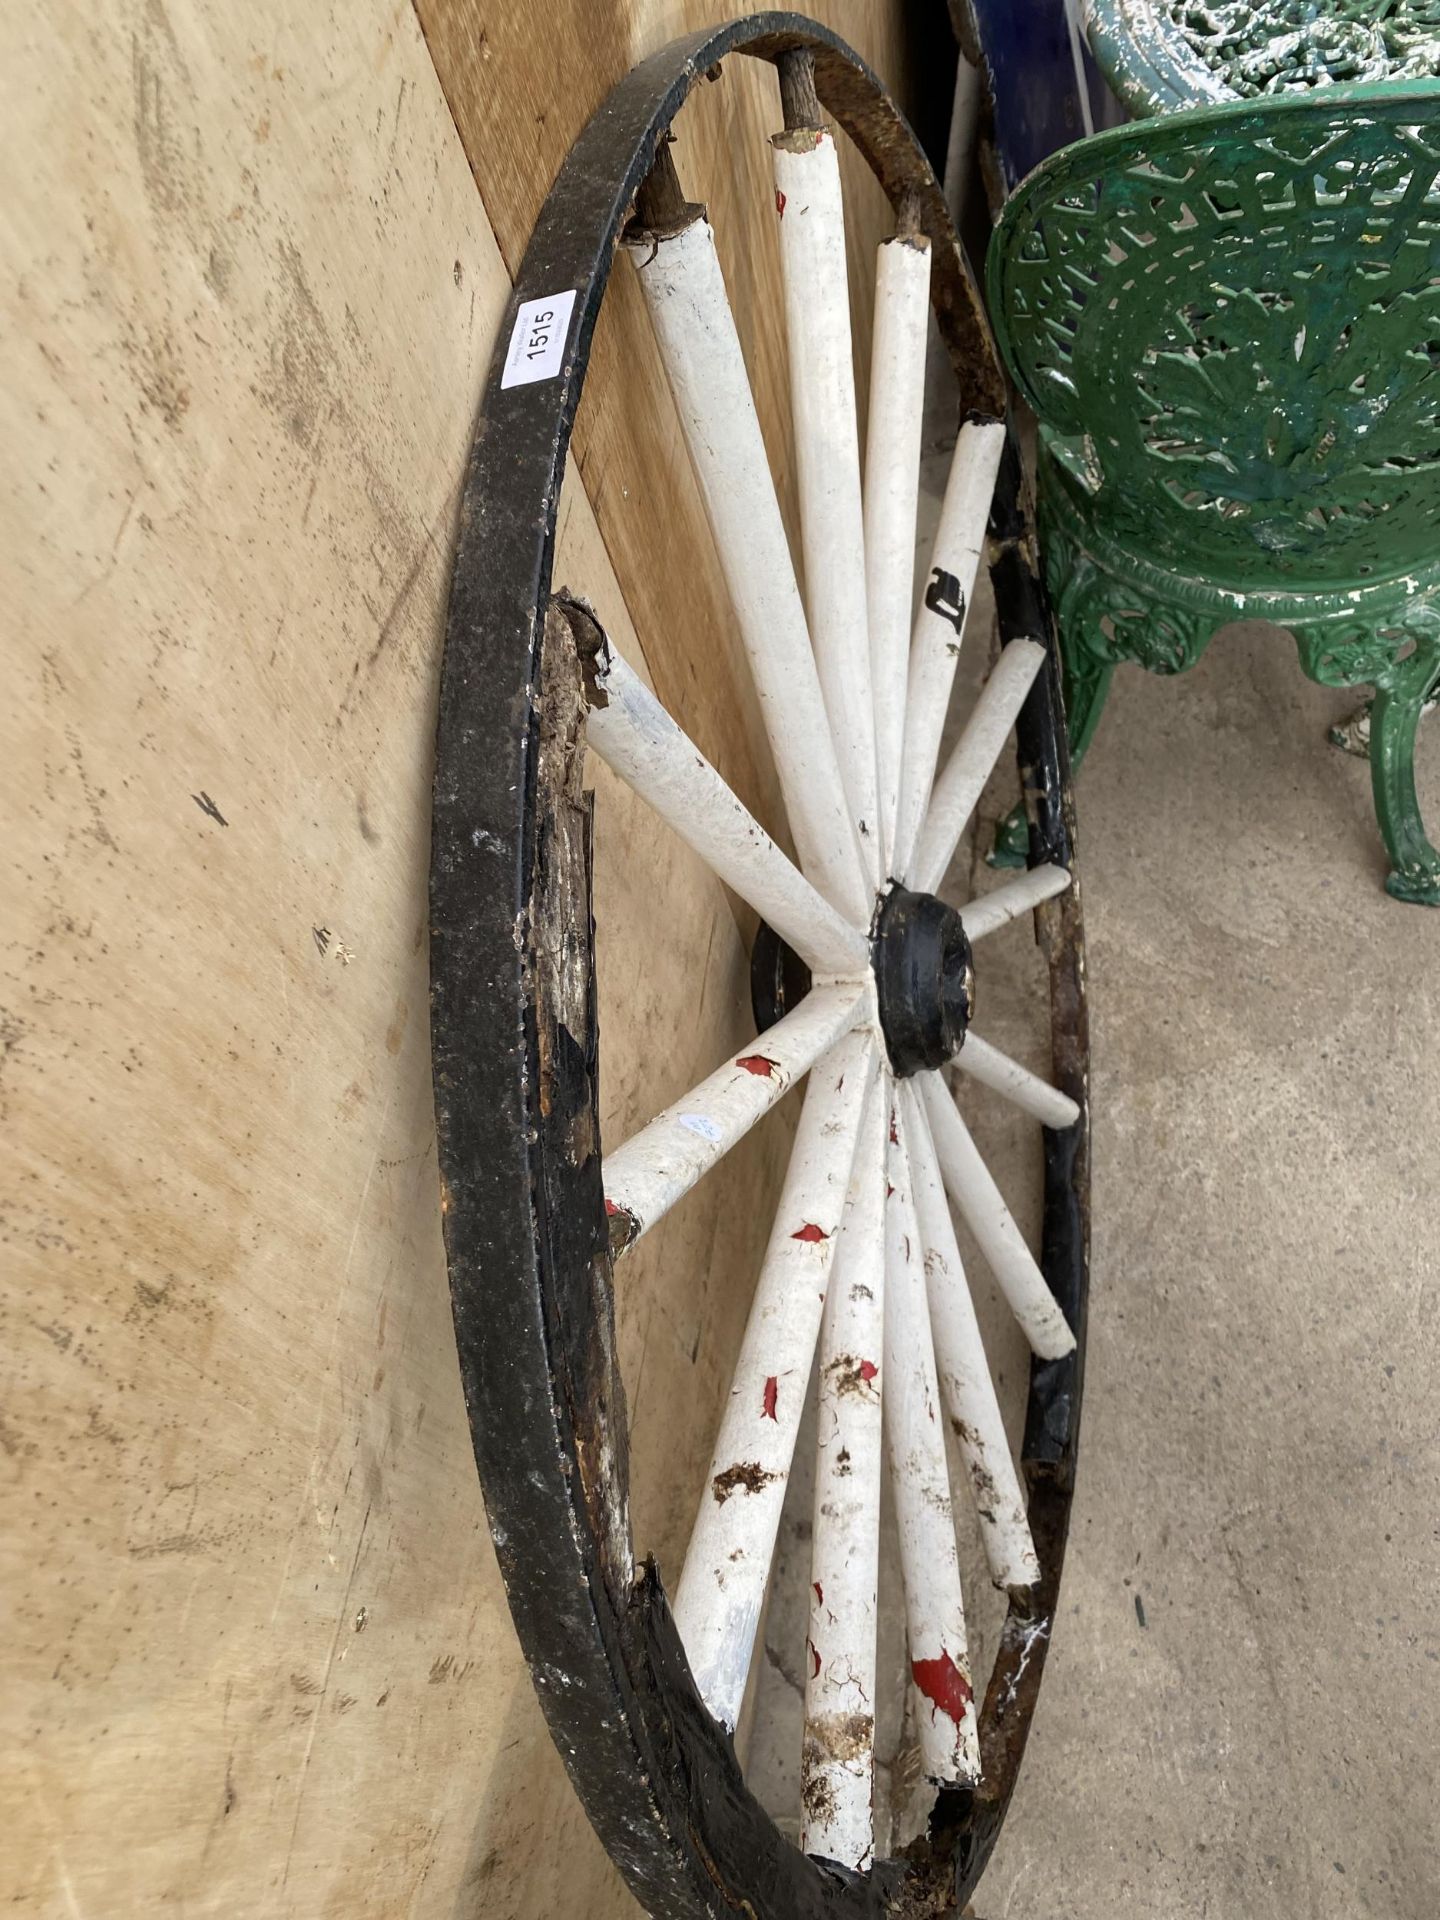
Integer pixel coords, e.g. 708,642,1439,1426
791,1222,828,1243
813,1581,824,1606
889,1111,899,1145
605,1198,620,1216
912,1651,973,1725
762,1376,778,1421
859,1360,879,1383
775,189,787,217
886,1182,895,1198
809,1640,821,1679
736,1054,778,1078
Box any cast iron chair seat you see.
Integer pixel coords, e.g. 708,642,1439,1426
987,81,1440,903
1084,0,1440,118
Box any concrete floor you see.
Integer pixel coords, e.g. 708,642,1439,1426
978,626,1440,1917
747,443,1440,1913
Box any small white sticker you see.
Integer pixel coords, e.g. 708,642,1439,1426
677,1112,723,1144
500,289,577,389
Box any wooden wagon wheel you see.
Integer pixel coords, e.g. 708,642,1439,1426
430,15,1090,1915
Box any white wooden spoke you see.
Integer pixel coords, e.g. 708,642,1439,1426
959,863,1071,945
863,233,931,876
772,129,880,889
901,1083,1039,1593
673,1033,878,1730
603,982,869,1251
602,134,1084,1841
802,1066,887,1870
951,1034,1080,1132
584,641,868,980
882,1089,980,1785
627,218,870,927
942,45,982,228
908,637,1046,895
892,420,1008,882
918,1073,1075,1362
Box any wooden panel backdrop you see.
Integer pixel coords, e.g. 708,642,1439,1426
0,1,923,1913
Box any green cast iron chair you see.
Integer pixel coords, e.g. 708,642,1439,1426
1076,0,1440,763
985,80,1440,904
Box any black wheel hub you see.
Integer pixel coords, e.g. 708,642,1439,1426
871,882,974,1077
752,882,974,1078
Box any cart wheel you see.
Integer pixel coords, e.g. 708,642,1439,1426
431,17,1090,1916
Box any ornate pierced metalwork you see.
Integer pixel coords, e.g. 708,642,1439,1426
1084,0,1440,114
1166,0,1440,96
989,84,1440,903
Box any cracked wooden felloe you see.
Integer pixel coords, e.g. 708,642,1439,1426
430,18,1092,1918
987,82,1440,906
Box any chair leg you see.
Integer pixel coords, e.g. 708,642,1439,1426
987,467,1216,868
1370,647,1440,907
1295,621,1440,905
1062,646,1115,776
1329,687,1438,760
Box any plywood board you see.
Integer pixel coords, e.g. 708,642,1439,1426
0,0,777,1911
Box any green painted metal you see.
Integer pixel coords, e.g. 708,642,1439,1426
1083,0,1440,119
987,82,1440,903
